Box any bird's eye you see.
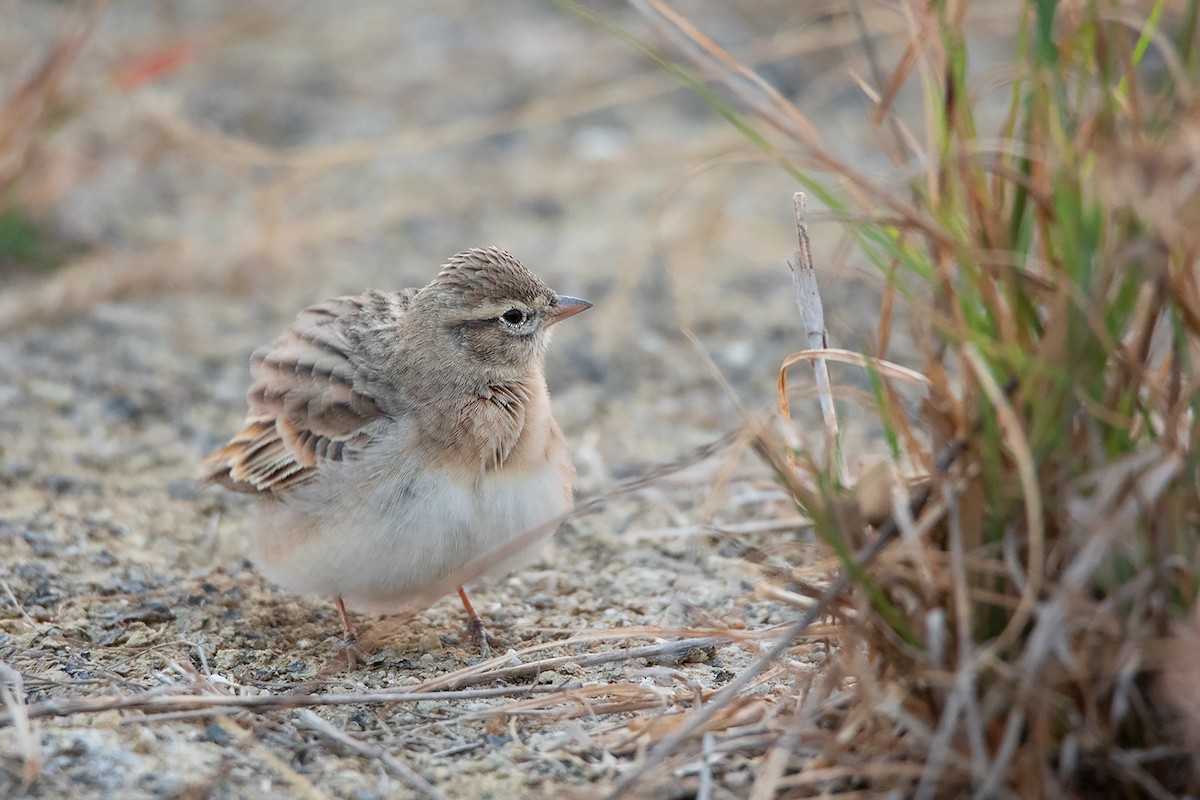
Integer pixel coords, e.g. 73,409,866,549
500,309,526,325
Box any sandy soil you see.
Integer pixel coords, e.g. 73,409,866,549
0,2,892,797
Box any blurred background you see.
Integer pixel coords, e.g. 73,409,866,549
0,0,844,459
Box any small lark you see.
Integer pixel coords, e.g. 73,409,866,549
205,247,591,662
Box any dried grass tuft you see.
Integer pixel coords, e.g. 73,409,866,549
582,0,1200,796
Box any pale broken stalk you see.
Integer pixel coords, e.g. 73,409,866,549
788,192,847,485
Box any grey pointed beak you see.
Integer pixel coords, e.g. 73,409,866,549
547,295,592,325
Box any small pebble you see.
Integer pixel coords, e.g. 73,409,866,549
724,770,753,790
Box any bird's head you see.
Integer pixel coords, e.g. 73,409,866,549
415,247,591,380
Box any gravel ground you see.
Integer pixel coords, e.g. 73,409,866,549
0,2,903,797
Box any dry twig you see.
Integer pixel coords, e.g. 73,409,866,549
0,683,572,727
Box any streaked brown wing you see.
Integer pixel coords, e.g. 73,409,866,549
204,290,409,495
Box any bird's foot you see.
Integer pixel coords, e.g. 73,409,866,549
463,618,492,662
341,630,369,669
334,595,368,669
455,586,507,658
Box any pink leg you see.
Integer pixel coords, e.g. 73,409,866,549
335,595,363,668
457,586,493,657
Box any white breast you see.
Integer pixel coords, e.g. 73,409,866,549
249,427,573,614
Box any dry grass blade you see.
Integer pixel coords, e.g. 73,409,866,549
786,192,847,485
629,0,824,147
0,661,41,786
778,349,929,388
0,580,36,628
464,683,699,726
407,624,771,694
0,683,575,727
747,702,807,800
418,636,733,692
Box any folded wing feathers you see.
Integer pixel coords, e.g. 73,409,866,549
205,294,397,495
